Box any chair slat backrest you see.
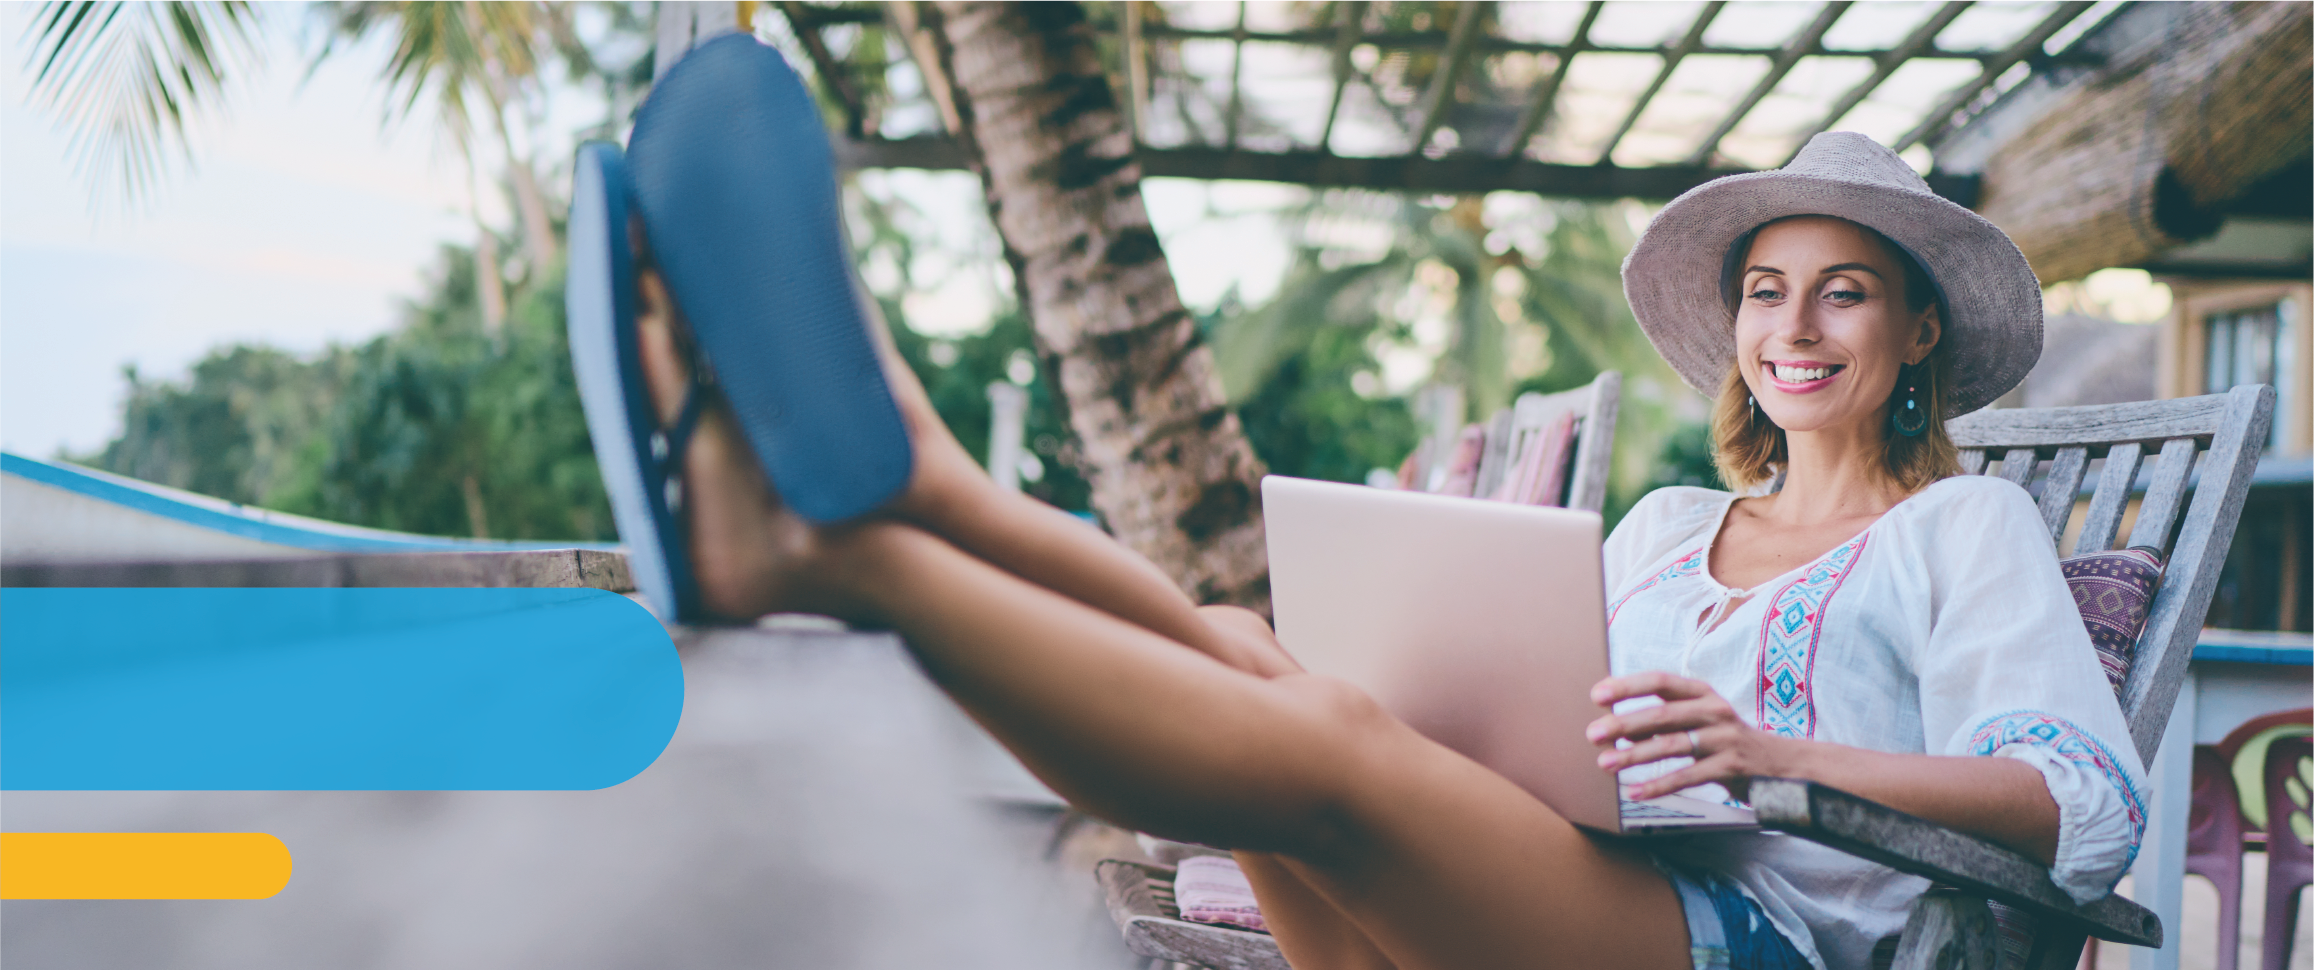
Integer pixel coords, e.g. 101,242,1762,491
2074,442,2142,554
2126,438,2200,553
2034,446,2092,539
1497,372,1620,512
1945,385,2275,765
1411,371,1621,512
1472,407,1516,500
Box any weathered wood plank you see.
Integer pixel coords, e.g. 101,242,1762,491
2120,385,2274,763
1499,1,1599,157
2124,437,2200,553
2075,442,2144,554
833,136,1982,202
1474,407,1515,501
2037,445,2091,543
1947,395,2229,451
1566,371,1621,513
1959,448,1989,476
1782,1,1969,163
2022,925,2095,970
1750,778,2162,947
1313,0,1365,152
1890,887,1998,970
1408,0,1487,155
1893,2,2096,151
1096,859,1289,970
1999,447,2040,490
1595,1,1725,165
0,549,635,591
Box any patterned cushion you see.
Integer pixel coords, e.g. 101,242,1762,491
2059,547,2165,695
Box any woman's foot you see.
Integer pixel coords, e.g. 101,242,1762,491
630,267,829,620
628,259,1000,621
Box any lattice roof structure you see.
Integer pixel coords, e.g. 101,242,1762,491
768,1,2124,204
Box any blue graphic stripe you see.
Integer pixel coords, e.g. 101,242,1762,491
3,588,681,790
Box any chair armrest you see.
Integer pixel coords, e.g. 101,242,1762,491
1749,778,2161,947
1095,859,1290,970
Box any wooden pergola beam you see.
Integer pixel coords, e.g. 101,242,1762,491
831,135,1982,203
1596,1,1725,166
1409,1,1491,156
1498,0,1601,160
1224,1,1249,149
794,3,2093,69
777,1,869,137
1315,1,1368,153
1683,1,1851,167
1105,24,2090,65
1894,1,2096,152
1121,0,1148,141
1782,0,1971,164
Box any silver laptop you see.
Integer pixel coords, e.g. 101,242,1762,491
1262,475,1757,834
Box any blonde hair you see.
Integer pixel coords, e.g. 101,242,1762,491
1708,220,1961,494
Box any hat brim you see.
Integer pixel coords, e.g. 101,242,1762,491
1622,171,2042,417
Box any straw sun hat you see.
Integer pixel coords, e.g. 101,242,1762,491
1622,131,2042,417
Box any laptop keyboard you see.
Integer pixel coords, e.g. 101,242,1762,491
1619,800,1704,820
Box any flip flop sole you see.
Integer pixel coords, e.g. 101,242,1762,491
567,142,699,621
626,34,913,524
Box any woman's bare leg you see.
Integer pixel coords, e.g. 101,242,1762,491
634,268,1689,969
637,261,1287,673
1195,606,1396,968
820,522,1687,970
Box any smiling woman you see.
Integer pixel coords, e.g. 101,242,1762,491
1710,215,1959,495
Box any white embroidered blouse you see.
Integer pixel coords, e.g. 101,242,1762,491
1603,475,2147,970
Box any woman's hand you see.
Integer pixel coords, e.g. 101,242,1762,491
1586,672,1801,801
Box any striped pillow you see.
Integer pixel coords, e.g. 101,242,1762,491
2060,547,2166,695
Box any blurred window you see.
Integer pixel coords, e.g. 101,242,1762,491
2204,298,2296,449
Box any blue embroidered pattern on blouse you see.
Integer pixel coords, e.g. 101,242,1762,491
1753,534,1868,739
1608,546,1706,627
1968,710,2148,868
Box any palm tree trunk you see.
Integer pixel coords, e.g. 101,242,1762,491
482,79,561,274
903,1,1270,609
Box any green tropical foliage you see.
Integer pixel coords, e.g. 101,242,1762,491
82,239,613,541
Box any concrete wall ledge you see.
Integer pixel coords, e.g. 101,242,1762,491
0,548,634,591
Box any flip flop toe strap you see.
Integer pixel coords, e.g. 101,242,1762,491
652,367,712,514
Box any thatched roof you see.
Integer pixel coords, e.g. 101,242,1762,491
1939,1,2312,282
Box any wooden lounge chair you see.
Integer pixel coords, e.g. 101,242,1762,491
1097,385,2276,970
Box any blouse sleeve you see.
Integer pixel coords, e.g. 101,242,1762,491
1908,478,2148,904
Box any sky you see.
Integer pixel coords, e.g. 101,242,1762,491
0,5,545,458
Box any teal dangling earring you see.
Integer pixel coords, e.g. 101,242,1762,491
1890,363,1927,437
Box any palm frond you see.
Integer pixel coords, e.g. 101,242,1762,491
23,0,260,203
309,1,542,154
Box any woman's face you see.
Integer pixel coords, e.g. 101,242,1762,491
1733,216,1940,435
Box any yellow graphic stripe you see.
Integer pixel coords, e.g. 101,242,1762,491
1,833,291,899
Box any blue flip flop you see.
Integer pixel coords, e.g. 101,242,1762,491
566,141,708,621
623,34,914,526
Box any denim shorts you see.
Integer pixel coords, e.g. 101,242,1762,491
1655,859,1813,970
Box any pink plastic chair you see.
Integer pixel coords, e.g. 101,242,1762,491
2260,736,2310,970
2190,745,2251,970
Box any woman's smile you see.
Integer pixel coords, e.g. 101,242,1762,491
1764,360,1846,393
